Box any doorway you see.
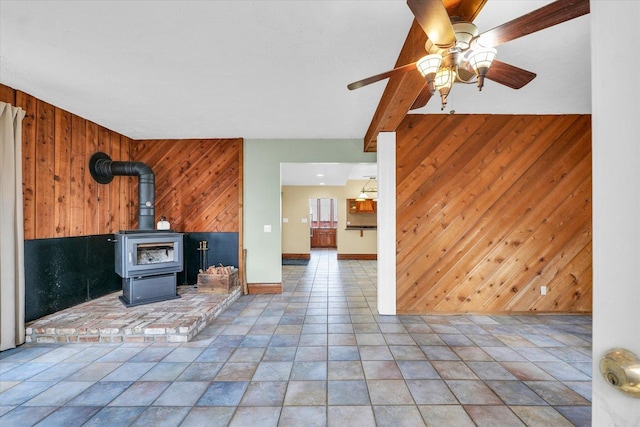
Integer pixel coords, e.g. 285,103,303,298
309,198,337,248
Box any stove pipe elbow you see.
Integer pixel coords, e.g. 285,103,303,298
89,152,155,230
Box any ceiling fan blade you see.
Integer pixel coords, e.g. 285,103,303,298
347,62,417,90
447,0,488,22
477,0,589,48
407,0,456,49
410,83,433,110
485,60,536,89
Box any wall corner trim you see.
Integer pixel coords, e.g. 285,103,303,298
377,132,397,315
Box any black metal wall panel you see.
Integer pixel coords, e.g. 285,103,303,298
86,235,122,299
24,234,120,322
179,232,239,285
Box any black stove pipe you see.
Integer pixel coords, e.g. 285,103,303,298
89,152,155,230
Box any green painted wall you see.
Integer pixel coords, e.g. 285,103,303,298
244,139,376,284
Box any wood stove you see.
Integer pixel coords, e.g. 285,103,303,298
115,231,184,307
88,151,185,307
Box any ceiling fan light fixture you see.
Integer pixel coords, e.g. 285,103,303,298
438,87,452,110
435,67,456,90
416,54,442,94
350,0,590,112
435,67,456,110
452,21,479,50
466,47,497,91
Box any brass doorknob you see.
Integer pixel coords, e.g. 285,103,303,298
600,348,640,397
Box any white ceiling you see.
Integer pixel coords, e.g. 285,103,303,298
281,162,377,186
0,1,590,185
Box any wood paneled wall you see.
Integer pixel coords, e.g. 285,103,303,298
131,138,243,284
1,84,135,239
1,83,243,240
396,114,592,314
131,139,242,233
2,83,244,292
0,83,16,105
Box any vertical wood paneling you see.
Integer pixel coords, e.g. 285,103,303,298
35,99,56,238
10,88,135,239
17,91,37,240
54,108,71,236
96,127,111,232
0,83,16,104
10,85,240,240
396,114,592,314
69,115,86,236
84,121,100,235
108,130,121,232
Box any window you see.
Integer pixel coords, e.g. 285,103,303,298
309,198,337,228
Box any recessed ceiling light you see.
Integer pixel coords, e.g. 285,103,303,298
317,174,324,177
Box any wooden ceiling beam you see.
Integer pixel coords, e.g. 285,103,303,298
363,19,427,153
363,0,487,152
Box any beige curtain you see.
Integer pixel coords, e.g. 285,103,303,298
0,101,26,351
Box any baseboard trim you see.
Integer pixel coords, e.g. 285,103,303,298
395,310,593,316
247,283,283,294
282,253,311,260
337,254,377,260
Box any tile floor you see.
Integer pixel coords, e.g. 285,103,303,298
0,249,592,426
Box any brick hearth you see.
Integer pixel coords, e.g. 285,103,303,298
25,285,241,344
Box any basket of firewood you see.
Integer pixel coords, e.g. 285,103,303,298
197,264,239,294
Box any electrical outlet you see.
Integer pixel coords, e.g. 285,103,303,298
541,285,547,295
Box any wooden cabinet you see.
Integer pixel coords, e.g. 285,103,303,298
348,199,376,213
311,228,336,248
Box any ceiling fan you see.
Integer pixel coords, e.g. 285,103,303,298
348,0,590,110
